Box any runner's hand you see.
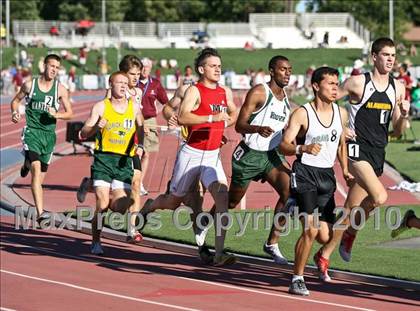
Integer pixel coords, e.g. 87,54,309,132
97,117,107,129
344,127,356,141
213,112,230,122
168,115,179,129
399,99,410,118
257,126,274,138
343,171,355,187
12,111,21,123
302,143,322,155
48,107,58,118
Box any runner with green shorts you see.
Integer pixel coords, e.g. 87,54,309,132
11,54,73,222
231,55,292,264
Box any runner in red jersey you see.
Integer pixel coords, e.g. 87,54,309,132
140,48,238,266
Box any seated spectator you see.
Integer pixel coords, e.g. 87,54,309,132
49,25,59,36
244,41,255,52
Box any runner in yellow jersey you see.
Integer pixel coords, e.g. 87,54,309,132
80,71,144,255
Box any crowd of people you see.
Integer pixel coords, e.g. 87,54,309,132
9,38,419,297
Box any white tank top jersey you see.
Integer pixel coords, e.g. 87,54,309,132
243,83,290,151
299,102,343,168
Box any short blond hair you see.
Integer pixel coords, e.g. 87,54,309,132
108,71,129,84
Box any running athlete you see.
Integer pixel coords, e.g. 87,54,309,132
77,55,144,243
11,54,73,222
280,67,351,296
230,55,292,264
80,71,143,255
315,38,410,274
140,48,238,266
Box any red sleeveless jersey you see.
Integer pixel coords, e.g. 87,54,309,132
187,82,228,150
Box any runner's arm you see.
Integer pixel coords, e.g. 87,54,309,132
337,107,352,183
80,101,105,139
50,84,73,120
10,80,31,123
222,86,238,127
235,85,273,136
391,80,410,137
280,108,306,155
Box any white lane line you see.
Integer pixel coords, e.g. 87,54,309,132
0,307,17,311
1,270,200,311
1,241,375,311
176,276,375,311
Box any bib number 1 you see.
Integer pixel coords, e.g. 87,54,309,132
348,143,359,158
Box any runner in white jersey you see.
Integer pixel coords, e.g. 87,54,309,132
229,55,292,264
280,67,352,296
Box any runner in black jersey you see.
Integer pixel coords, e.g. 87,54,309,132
315,38,410,268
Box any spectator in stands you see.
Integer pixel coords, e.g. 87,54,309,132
361,41,370,64
322,31,329,47
12,67,23,93
97,56,109,89
397,42,407,56
79,44,88,66
244,41,255,52
178,65,196,87
49,25,59,36
304,65,315,99
155,67,162,81
38,57,45,74
174,67,181,83
351,59,364,76
398,63,413,103
68,66,76,92
410,44,417,57
138,58,169,196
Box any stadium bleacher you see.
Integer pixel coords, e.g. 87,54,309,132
13,13,370,49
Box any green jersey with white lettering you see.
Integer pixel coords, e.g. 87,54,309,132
25,77,60,132
243,83,290,151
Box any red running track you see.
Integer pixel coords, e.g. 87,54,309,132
1,217,419,311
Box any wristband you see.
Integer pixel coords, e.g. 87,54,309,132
295,145,302,155
207,115,213,123
137,144,145,150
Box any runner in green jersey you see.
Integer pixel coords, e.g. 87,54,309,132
10,54,73,222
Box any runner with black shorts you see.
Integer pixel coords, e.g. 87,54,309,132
280,67,352,296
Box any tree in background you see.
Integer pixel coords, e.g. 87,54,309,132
9,0,40,20
306,0,420,41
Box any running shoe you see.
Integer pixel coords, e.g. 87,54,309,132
263,243,288,265
339,230,356,262
127,230,143,243
391,209,416,238
289,279,310,296
20,163,30,178
140,184,149,196
77,177,90,203
213,253,237,267
313,249,332,282
91,241,104,255
198,245,214,265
